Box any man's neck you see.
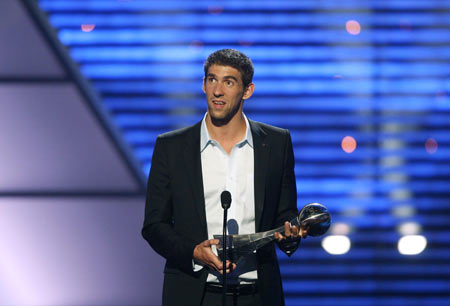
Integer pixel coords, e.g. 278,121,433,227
205,112,247,154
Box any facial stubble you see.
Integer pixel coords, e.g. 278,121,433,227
208,97,244,127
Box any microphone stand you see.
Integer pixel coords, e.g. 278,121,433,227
220,191,231,306
222,205,228,306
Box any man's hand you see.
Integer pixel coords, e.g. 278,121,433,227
274,221,308,242
193,239,236,274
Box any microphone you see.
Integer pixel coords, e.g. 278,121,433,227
220,190,231,306
221,190,232,209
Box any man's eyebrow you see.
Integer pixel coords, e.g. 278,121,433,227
223,75,239,82
206,73,239,82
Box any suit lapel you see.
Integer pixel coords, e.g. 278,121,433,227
183,122,208,235
250,120,270,232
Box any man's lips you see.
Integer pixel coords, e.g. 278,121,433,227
212,100,226,105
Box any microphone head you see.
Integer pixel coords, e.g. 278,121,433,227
220,191,232,209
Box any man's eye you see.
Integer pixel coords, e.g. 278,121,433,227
208,78,216,83
226,81,234,86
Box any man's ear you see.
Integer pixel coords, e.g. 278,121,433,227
202,77,206,94
243,82,255,100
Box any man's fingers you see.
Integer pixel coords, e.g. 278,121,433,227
301,227,308,238
214,260,237,274
219,265,236,274
284,221,291,237
276,221,302,241
274,232,283,241
202,238,219,247
228,262,236,271
195,239,226,272
210,254,224,272
291,225,299,237
225,260,236,270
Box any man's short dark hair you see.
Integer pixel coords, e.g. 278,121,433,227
204,49,254,88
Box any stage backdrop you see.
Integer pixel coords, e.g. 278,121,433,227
0,0,163,305
36,0,450,305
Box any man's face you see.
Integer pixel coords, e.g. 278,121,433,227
202,64,254,126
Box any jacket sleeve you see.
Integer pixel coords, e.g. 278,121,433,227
275,130,301,256
141,136,197,274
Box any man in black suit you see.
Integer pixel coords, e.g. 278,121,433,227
142,49,305,306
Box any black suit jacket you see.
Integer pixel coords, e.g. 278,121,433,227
142,119,298,306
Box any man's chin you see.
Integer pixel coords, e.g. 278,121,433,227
209,114,230,127
208,102,242,127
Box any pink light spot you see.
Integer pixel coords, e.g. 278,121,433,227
346,20,361,35
342,136,357,153
81,24,95,32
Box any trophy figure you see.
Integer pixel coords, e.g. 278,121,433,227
214,203,331,263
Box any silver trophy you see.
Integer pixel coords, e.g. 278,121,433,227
214,203,331,263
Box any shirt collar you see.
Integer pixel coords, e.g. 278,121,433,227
200,113,253,152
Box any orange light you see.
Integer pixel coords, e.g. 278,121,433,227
81,24,95,32
425,138,438,154
346,20,361,35
341,136,357,153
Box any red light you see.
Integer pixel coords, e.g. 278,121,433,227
189,40,204,53
399,19,413,31
208,6,223,15
425,138,438,154
238,40,253,46
435,91,447,103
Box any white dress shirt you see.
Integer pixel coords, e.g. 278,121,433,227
194,113,257,284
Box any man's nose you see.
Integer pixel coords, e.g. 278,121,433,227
213,83,224,96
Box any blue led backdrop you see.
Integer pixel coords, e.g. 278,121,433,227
39,1,450,305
